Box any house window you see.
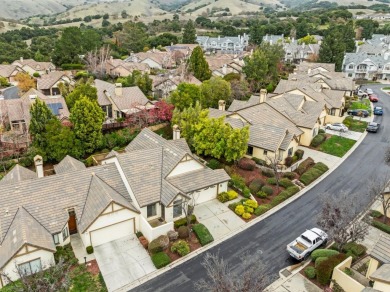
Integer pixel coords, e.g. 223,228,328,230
348,64,354,69
18,259,42,276
53,233,60,245
62,226,69,241
147,204,157,218
330,108,336,116
288,147,293,157
173,200,182,218
313,128,318,137
263,150,268,156
348,73,353,77
247,146,253,156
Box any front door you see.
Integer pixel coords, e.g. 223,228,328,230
68,210,77,235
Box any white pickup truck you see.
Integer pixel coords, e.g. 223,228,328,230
286,228,328,260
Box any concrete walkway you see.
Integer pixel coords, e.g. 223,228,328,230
297,146,341,170
324,128,363,141
70,234,95,264
272,273,322,292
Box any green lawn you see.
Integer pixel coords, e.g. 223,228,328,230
349,99,371,112
383,87,390,90
343,116,368,133
319,136,356,157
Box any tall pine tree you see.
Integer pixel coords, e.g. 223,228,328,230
182,20,197,44
318,26,346,72
188,46,211,81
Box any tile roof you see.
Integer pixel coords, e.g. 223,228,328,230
208,108,229,118
370,264,390,284
370,234,390,264
54,155,87,174
228,95,260,112
37,71,67,90
0,164,36,185
0,65,21,78
169,138,192,153
0,86,19,100
105,149,119,159
248,123,287,152
12,59,55,72
0,206,56,269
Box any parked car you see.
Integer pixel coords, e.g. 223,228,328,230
287,228,328,260
365,88,374,95
326,123,348,132
356,90,367,97
369,95,379,102
347,109,369,117
367,122,380,133
374,106,383,115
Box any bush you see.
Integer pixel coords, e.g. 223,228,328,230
270,195,287,207
283,172,296,179
372,220,390,234
370,210,382,218
311,249,339,261
304,266,316,279
279,178,294,188
231,174,246,190
228,202,240,211
242,187,251,198
249,178,265,194
192,223,214,246
207,159,221,170
235,205,245,215
61,63,85,70
261,185,274,195
285,156,293,167
267,177,277,185
243,199,258,209
318,129,325,134
312,162,329,173
148,235,170,254
177,226,190,239
315,257,328,268
262,168,275,177
254,204,272,216
311,133,326,147
136,231,143,238
256,191,268,199
296,157,315,175
217,192,229,203
171,240,190,257
151,252,171,269
242,212,252,219
238,158,256,171
316,254,347,285
252,157,266,166
86,246,94,254
342,242,366,257
286,185,300,195
174,215,197,228
300,168,323,185
227,190,238,200
33,72,40,77
244,206,254,214
295,149,304,160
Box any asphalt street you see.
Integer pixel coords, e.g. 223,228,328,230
132,84,390,292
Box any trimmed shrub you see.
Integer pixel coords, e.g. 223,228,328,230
300,168,323,185
256,191,268,199
315,256,328,268
207,159,221,169
33,72,40,78
228,202,240,211
370,210,382,218
151,252,171,269
311,249,339,261
267,177,277,185
318,129,325,134
342,242,366,257
244,206,254,214
249,178,265,194
296,157,315,175
136,231,143,238
244,199,258,209
372,220,390,234
262,168,275,177
217,192,229,203
295,149,304,160
235,205,245,215
171,240,190,257
242,187,251,198
254,204,272,216
177,226,190,239
238,158,256,171
310,133,326,147
242,212,251,220
304,266,316,279
174,215,197,229
312,162,329,173
279,178,294,188
252,157,266,166
261,185,274,195
283,172,296,179
192,223,214,246
231,174,246,190
227,190,238,200
316,254,347,285
285,156,293,167
286,185,300,195
270,195,286,207
86,246,94,254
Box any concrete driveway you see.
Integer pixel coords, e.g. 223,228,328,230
194,199,246,240
94,235,156,292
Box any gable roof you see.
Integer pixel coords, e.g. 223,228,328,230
0,65,22,78
370,234,390,264
54,155,86,174
228,95,260,112
0,164,36,185
0,206,56,269
37,71,67,90
248,123,288,152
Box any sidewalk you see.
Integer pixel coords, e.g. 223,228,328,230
297,146,341,170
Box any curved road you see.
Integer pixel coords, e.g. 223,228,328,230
132,84,389,292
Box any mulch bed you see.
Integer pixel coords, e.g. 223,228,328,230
86,259,100,276
164,232,201,262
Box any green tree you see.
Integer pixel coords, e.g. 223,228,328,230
318,26,346,71
343,21,356,53
169,83,202,110
0,76,10,88
117,70,152,96
82,29,102,52
65,83,97,111
52,27,83,66
200,77,231,109
298,35,317,45
188,46,211,82
224,125,249,162
115,22,148,53
182,20,197,44
355,19,379,40
70,96,105,154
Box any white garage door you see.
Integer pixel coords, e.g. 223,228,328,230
195,186,218,204
90,219,134,247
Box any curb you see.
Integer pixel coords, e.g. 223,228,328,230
116,126,369,292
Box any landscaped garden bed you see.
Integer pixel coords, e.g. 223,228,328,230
369,210,390,235
343,116,368,133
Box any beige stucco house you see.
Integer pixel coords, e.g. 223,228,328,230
0,65,24,85
0,128,229,287
12,58,55,76
37,71,72,96
105,58,150,77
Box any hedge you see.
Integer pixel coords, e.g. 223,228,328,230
174,215,197,229
151,252,171,269
230,174,246,190
283,172,296,179
228,202,240,211
254,204,272,216
300,168,324,185
261,185,273,195
193,223,214,246
342,242,366,257
262,168,275,177
304,266,316,279
370,210,383,218
295,149,304,160
315,256,328,268
279,178,294,188
86,246,94,254
372,220,390,234
252,157,266,166
310,133,326,147
311,249,339,261
312,162,329,173
316,254,347,285
296,157,315,175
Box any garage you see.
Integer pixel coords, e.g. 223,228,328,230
90,219,135,247
194,185,218,204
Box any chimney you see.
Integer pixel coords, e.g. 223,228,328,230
115,83,122,96
34,155,44,178
20,57,23,63
222,64,227,75
259,89,267,104
218,100,226,111
173,125,180,140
